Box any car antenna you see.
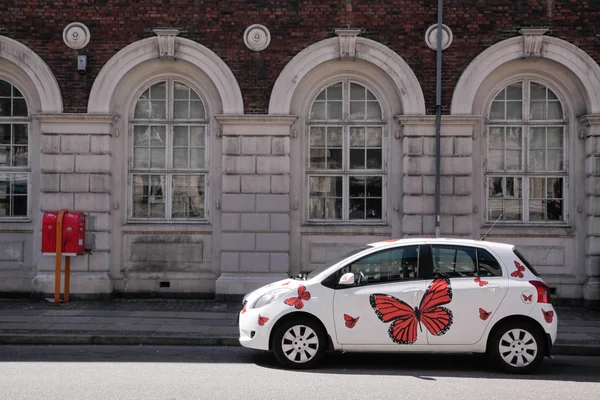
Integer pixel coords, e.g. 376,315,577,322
481,211,503,241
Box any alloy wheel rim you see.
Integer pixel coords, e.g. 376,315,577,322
281,324,319,363
498,328,538,368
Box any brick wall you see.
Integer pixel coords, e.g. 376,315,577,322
2,1,600,114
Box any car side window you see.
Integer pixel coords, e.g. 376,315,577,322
337,245,420,286
431,245,503,278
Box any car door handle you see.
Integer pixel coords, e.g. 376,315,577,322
483,284,502,291
403,288,423,293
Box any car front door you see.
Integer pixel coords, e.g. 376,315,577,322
331,244,428,346
424,243,509,345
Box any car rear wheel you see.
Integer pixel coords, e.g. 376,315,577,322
272,317,326,369
489,321,545,374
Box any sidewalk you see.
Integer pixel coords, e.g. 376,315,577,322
0,298,599,356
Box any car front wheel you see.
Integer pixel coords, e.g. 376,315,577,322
489,321,545,374
272,317,326,369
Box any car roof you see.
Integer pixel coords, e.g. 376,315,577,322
369,238,515,251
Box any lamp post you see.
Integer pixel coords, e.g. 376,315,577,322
434,0,444,238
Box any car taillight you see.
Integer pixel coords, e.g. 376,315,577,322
529,280,551,303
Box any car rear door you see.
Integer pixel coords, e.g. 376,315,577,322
332,244,428,346
423,243,509,345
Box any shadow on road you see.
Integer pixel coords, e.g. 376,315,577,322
253,351,600,383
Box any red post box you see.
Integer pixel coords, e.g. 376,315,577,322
42,211,86,255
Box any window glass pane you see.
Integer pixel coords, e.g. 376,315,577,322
547,127,563,148
506,127,522,148
310,149,326,169
150,126,166,146
327,149,342,169
490,102,505,119
328,83,342,100
530,83,546,100
173,149,188,168
530,101,546,120
0,173,28,217
366,176,383,197
349,198,365,219
191,126,205,147
489,127,504,148
190,148,205,169
346,246,420,285
530,178,544,198
315,89,326,101
13,124,27,145
134,89,150,118
327,127,342,147
548,178,563,198
349,149,365,169
529,200,545,221
493,88,506,101
487,176,522,221
366,149,382,169
13,99,27,116
366,127,382,147
0,80,10,97
366,101,382,119
132,174,165,218
174,83,189,99
506,102,522,120
529,150,545,171
309,176,342,219
432,245,477,278
506,83,523,100
12,146,27,166
310,127,325,146
547,101,562,120
310,102,326,120
350,102,365,120
173,126,188,147
0,125,9,144
366,198,382,219
349,176,382,220
327,101,343,119
547,150,563,170
190,100,205,119
530,127,545,149
505,150,521,170
350,83,365,100
150,148,165,168
488,150,503,170
151,82,166,99
173,100,189,119
477,249,502,277
504,199,522,220
172,175,205,218
133,125,149,146
350,127,365,147
133,148,149,168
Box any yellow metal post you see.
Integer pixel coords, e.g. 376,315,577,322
54,209,68,306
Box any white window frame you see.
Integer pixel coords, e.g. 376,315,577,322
305,79,387,224
0,79,31,221
127,77,210,223
484,78,568,225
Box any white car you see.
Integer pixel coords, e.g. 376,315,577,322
239,238,558,374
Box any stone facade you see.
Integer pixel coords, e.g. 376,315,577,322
0,1,599,307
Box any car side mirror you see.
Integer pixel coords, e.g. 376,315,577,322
338,272,355,286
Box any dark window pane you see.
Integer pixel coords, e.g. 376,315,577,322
12,195,27,216
477,249,502,277
0,80,10,97
349,149,365,169
327,149,342,169
0,125,10,144
366,149,382,169
546,200,563,221
366,177,382,197
432,245,477,278
366,199,382,219
13,99,27,116
13,124,27,144
349,198,365,219
349,177,365,197
0,99,10,117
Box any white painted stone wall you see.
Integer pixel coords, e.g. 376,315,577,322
215,116,297,298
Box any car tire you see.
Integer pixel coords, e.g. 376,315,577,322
272,316,327,369
488,320,545,374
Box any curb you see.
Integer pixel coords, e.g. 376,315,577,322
0,334,240,347
1,335,599,357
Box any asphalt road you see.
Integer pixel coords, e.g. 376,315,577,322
0,345,599,400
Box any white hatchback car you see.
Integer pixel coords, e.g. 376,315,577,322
239,238,558,374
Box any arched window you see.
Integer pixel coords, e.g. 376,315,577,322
486,80,566,223
0,79,29,218
306,80,385,222
129,79,208,221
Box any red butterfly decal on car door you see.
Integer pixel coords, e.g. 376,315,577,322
369,278,453,345
343,314,359,329
479,308,492,321
474,277,488,287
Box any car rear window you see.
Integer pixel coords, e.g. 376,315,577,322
513,248,541,277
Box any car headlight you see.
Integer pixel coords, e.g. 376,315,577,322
252,288,293,309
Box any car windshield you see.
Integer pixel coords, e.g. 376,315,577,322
304,245,373,280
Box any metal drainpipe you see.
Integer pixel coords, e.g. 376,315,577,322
434,0,444,238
